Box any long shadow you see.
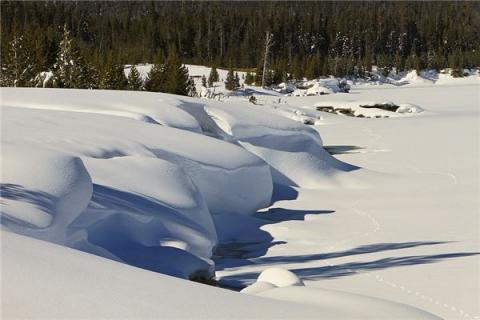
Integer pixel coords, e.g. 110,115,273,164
1,183,55,214
249,241,450,266
324,145,364,155
213,203,335,271
220,251,479,288
0,183,56,229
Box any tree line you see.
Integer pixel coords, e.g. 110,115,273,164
1,1,479,91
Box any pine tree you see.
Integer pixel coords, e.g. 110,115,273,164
0,35,36,87
127,65,143,90
225,68,236,90
101,62,128,90
234,72,240,89
255,60,263,86
201,74,207,87
244,72,254,85
186,76,197,97
50,25,95,89
162,47,189,96
208,65,219,87
144,63,166,92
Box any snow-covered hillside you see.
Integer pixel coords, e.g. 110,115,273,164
1,73,478,319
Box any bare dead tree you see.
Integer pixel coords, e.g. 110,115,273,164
261,31,273,88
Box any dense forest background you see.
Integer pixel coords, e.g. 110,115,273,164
1,1,479,89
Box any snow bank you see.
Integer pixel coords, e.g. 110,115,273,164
1,231,338,319
1,144,92,244
0,87,202,133
1,88,275,278
201,101,357,188
290,78,348,96
1,98,273,216
315,100,424,118
70,156,217,278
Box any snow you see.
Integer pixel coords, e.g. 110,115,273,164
240,268,439,319
258,286,440,320
1,144,92,241
216,78,480,319
1,87,202,132
314,100,424,118
1,73,479,319
1,89,275,278
1,231,329,319
257,268,305,287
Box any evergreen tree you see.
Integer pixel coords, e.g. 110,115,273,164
254,60,263,86
234,72,240,89
0,35,36,87
225,68,236,90
244,72,254,85
186,76,197,97
162,47,189,96
50,25,95,89
101,62,128,90
208,65,219,87
2,2,479,79
201,74,207,87
144,63,166,92
127,65,143,90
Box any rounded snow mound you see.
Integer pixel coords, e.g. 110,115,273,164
257,268,305,288
1,144,93,244
240,281,278,294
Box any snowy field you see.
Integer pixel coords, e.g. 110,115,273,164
1,70,479,319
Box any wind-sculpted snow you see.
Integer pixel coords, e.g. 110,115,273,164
1,90,274,278
1,144,93,244
202,102,359,188
70,156,218,278
1,87,202,132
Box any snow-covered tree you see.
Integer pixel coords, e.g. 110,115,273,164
127,65,143,90
0,35,36,87
50,25,95,88
186,76,197,97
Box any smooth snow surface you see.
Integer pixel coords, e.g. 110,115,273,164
216,79,480,320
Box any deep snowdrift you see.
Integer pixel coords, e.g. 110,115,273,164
1,87,202,132
203,102,361,188
1,144,92,243
1,89,279,278
3,84,465,318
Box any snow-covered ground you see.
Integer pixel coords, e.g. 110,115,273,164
216,78,480,319
1,71,478,319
